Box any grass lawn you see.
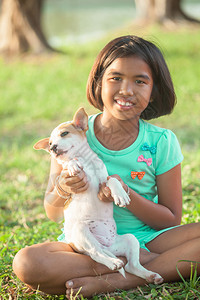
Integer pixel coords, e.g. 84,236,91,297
1,24,200,299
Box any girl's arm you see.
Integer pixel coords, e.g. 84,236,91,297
127,164,182,230
44,157,65,223
44,157,89,223
98,164,182,230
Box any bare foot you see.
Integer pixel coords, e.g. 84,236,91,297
66,274,125,299
65,251,160,298
65,271,148,299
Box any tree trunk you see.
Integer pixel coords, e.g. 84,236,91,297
135,0,200,25
0,0,55,55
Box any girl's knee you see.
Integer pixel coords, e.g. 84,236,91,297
13,245,45,285
13,247,35,283
13,247,30,284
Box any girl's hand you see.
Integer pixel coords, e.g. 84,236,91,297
98,174,128,203
98,182,113,203
58,168,89,194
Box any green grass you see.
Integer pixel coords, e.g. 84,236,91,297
1,24,200,299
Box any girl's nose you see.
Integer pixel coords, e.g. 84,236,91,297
119,81,134,96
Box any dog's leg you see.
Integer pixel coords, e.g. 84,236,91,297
101,247,126,277
64,158,83,176
108,234,163,284
68,222,124,272
98,165,130,207
106,177,131,207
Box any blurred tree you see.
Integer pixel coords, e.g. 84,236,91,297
135,0,200,25
0,0,55,55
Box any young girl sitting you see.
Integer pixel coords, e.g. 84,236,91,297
13,35,200,299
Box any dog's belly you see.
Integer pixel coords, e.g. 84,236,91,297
88,219,117,247
64,218,117,248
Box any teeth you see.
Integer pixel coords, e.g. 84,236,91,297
116,100,133,107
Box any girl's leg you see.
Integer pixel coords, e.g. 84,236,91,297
13,241,157,295
146,222,200,253
66,223,200,298
13,241,111,295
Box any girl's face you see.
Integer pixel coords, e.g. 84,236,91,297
101,55,153,121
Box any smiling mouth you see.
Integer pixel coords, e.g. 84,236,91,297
115,99,134,107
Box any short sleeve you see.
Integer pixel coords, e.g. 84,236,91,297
155,130,183,175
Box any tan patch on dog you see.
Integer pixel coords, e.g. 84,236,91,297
58,123,86,138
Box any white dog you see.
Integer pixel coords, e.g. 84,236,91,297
34,107,163,284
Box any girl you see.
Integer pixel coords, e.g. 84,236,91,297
13,35,200,298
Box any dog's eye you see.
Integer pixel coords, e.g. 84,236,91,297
60,131,69,137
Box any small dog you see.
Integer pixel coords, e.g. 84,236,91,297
34,107,163,284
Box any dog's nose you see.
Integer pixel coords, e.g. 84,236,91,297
50,144,58,153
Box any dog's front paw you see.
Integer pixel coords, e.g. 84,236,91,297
106,257,124,271
68,159,83,176
113,193,130,207
107,177,131,207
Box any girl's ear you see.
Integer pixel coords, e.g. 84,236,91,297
33,138,50,152
73,107,88,132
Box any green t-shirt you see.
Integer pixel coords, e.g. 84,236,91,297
86,114,184,250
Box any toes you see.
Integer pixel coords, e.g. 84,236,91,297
66,288,82,299
154,274,164,284
65,280,73,299
146,273,163,284
113,194,131,207
118,197,126,207
109,258,124,270
113,196,126,207
146,273,156,283
113,195,120,206
66,281,83,299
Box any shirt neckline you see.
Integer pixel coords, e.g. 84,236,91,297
88,113,145,156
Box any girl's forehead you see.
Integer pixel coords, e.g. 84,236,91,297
104,56,152,77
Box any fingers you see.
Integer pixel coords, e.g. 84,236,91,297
98,182,113,203
69,179,89,194
59,169,89,194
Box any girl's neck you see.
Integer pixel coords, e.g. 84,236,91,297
94,113,140,151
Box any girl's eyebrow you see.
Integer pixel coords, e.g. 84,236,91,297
135,74,151,81
107,71,123,76
107,71,151,81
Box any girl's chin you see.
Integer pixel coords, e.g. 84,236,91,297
112,111,139,122
103,104,141,121
112,106,137,119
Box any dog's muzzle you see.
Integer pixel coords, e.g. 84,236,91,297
50,144,69,157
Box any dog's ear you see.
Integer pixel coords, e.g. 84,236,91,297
33,138,50,152
73,107,88,132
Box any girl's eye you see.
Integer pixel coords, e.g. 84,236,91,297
135,80,145,84
112,77,121,81
60,131,69,137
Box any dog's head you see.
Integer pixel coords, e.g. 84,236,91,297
34,107,89,165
